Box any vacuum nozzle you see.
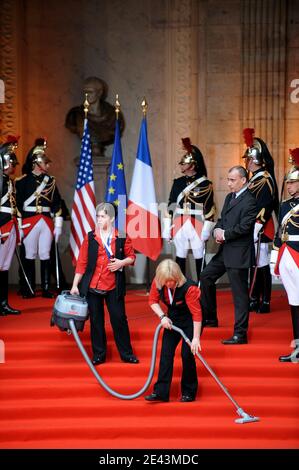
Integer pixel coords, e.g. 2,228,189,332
235,408,260,424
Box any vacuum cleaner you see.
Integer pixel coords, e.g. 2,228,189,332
52,291,259,424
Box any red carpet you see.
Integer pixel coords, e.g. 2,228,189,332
0,289,298,449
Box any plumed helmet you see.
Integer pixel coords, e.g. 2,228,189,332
242,128,275,172
22,137,50,173
179,138,207,176
0,141,19,170
285,148,299,182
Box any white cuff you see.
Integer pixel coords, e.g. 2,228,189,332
55,216,63,228
202,220,216,234
162,217,172,239
270,249,278,264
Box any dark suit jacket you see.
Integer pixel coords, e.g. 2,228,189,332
214,189,258,269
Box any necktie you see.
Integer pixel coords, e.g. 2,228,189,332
229,193,236,205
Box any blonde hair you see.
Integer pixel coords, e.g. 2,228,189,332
155,259,186,288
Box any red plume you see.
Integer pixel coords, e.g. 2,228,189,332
182,137,193,154
5,135,20,144
243,128,255,147
289,148,299,166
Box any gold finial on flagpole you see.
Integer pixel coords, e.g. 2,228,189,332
115,94,121,120
83,93,89,118
141,97,148,117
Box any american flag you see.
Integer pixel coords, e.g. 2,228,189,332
70,119,96,264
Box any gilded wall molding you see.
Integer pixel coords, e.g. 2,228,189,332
0,0,23,149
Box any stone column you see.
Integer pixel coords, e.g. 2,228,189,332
241,0,287,185
165,0,198,188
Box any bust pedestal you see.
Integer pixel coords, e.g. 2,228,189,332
92,157,111,203
74,155,111,204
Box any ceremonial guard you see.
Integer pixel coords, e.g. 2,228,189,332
243,129,279,313
0,136,21,315
15,143,63,298
270,149,299,362
163,138,216,282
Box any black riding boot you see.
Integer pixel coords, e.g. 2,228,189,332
195,258,203,284
279,306,299,362
40,259,54,298
258,265,272,313
249,267,261,312
0,271,21,315
21,259,36,298
175,256,186,276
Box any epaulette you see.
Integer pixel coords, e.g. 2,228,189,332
14,174,27,181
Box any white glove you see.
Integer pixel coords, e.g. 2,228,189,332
54,216,63,243
162,217,173,241
17,217,24,242
270,249,278,276
254,222,263,243
201,220,216,242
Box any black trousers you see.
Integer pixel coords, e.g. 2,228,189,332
153,316,198,400
87,289,134,360
200,250,249,337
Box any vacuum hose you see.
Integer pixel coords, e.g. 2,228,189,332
69,319,260,423
69,319,163,400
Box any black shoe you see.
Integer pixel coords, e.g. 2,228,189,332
91,356,106,365
42,290,55,299
22,292,35,299
249,299,259,312
202,319,218,328
122,355,139,364
222,335,248,345
0,301,21,315
180,395,195,402
279,350,299,363
144,393,169,402
257,302,270,313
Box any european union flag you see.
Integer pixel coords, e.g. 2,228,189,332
105,119,127,230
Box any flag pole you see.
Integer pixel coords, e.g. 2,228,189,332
141,97,151,294
115,94,120,120
83,93,89,118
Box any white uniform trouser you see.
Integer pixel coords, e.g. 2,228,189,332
0,226,16,270
23,218,53,260
254,242,269,267
173,219,204,259
279,247,299,305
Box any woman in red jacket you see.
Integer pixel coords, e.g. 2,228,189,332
70,202,138,365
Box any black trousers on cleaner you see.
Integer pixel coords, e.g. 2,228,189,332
153,314,198,400
87,288,134,361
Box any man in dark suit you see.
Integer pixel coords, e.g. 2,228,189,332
200,166,258,344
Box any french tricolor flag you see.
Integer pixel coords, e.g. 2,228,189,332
127,117,162,261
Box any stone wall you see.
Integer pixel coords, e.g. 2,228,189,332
1,0,299,284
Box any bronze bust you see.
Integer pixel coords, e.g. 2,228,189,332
65,77,125,157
